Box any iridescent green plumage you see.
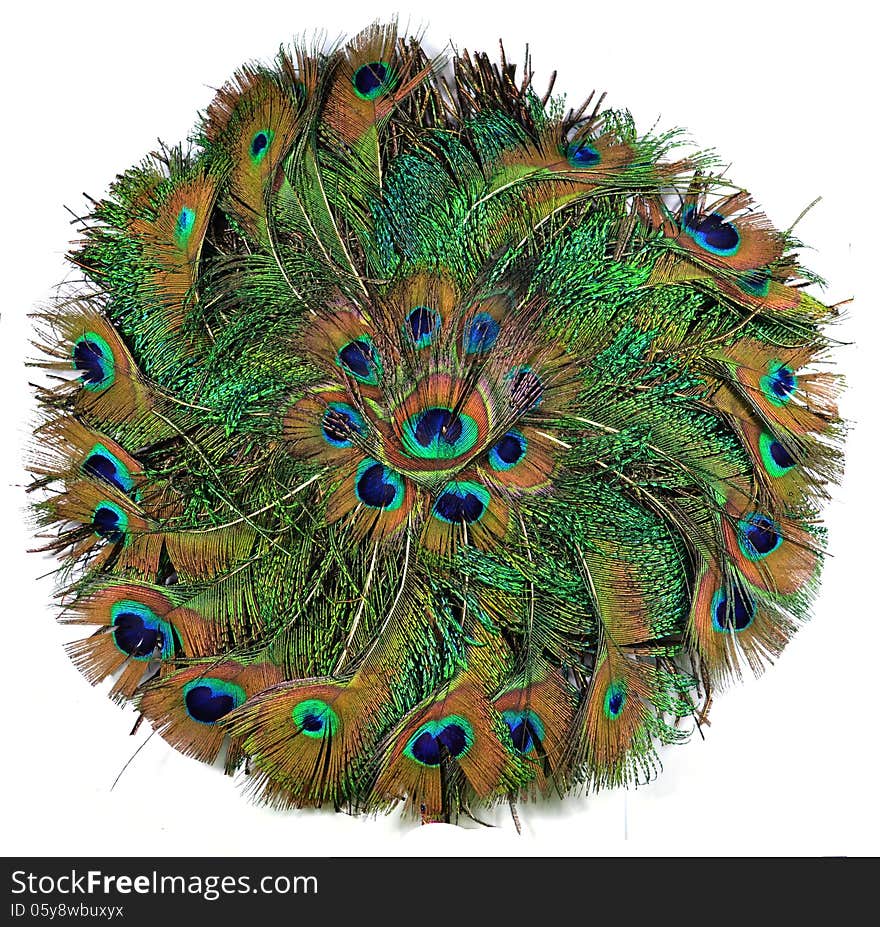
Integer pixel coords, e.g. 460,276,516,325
29,22,842,822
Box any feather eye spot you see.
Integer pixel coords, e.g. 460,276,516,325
174,206,196,247
432,481,490,524
82,444,134,493
355,460,406,510
737,512,783,560
711,587,755,633
292,699,339,739
404,716,474,766
404,305,441,348
321,403,366,448
489,430,527,471
249,129,272,164
603,682,627,720
352,61,393,100
110,600,172,660
463,312,500,354
566,140,601,167
769,440,795,470
183,678,246,725
761,362,798,406
682,207,741,256
758,431,796,477
502,709,545,755
91,501,127,542
737,268,771,298
72,334,114,390
402,407,479,460
336,337,381,384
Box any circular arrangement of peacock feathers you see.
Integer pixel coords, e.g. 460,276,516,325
30,23,843,821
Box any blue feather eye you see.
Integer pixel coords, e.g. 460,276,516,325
352,61,393,100
402,407,479,460
82,444,135,493
183,678,246,724
72,334,114,390
250,129,272,163
355,460,405,510
603,682,627,720
111,600,174,660
404,716,474,766
758,431,796,477
174,206,196,247
321,403,366,448
502,709,545,754
566,140,601,167
489,430,527,471
91,501,127,542
432,481,490,524
292,699,339,738
463,312,500,354
737,512,783,560
711,586,756,633
769,441,795,469
336,337,382,384
761,361,797,406
404,305,441,349
682,207,741,256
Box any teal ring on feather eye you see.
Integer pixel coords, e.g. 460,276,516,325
404,715,474,766
603,681,627,720
91,499,128,543
710,587,756,633
72,333,115,391
401,407,479,460
681,206,741,256
760,361,798,407
174,206,196,247
758,431,796,477
321,402,366,448
432,481,490,524
354,459,406,510
403,305,441,349
336,336,382,385
351,61,395,100
110,600,175,660
249,128,274,164
292,699,339,738
502,709,545,754
736,512,783,561
82,443,135,493
488,430,527,471
183,678,246,725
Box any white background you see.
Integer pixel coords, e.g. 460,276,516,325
1,0,876,857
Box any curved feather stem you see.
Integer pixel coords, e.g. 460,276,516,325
334,540,380,673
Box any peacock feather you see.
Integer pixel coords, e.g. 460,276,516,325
29,22,844,823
